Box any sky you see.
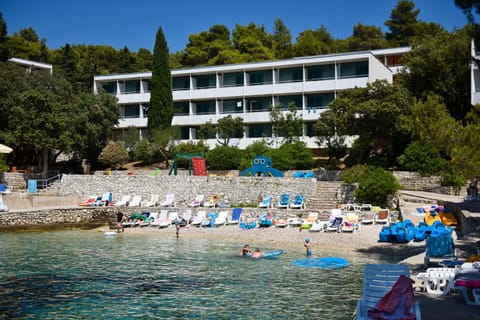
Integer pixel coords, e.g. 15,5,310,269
1,0,472,53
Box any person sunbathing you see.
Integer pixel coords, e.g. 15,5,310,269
251,248,264,258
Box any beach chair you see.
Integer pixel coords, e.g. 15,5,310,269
424,226,457,267
160,193,176,207
226,208,242,225
374,209,390,224
143,194,159,207
0,194,8,212
158,211,178,228
78,195,97,207
150,210,168,227
207,194,219,208
416,267,456,295
258,211,276,227
191,211,206,227
258,195,273,208
309,220,327,232
0,183,12,195
300,212,318,229
214,210,229,227
189,194,204,207
289,195,305,209
325,215,343,232
128,195,142,207
341,212,360,233
115,195,130,207
94,192,112,206
277,194,290,209
181,209,192,225
356,264,421,320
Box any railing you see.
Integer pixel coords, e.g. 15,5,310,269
26,171,62,189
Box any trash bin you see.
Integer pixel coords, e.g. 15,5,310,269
28,179,37,193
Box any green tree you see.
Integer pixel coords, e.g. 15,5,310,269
398,30,471,120
120,126,140,151
293,27,334,57
267,141,315,170
384,0,420,46
216,115,244,145
149,26,173,132
328,80,412,165
355,167,401,207
397,141,448,176
313,109,347,167
269,103,303,146
0,12,8,61
347,23,387,51
133,139,154,164
182,24,232,66
232,23,274,61
272,18,292,59
98,141,129,169
206,145,243,170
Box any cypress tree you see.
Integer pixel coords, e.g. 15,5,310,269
149,26,173,132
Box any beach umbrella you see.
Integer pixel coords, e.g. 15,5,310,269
0,144,13,154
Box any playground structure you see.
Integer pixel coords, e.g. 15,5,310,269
239,155,283,177
168,153,207,176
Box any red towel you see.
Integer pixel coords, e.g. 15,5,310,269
368,274,416,320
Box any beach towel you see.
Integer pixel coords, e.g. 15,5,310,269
368,275,416,320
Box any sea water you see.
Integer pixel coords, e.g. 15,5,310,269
0,230,376,319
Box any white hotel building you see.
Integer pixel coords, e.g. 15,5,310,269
93,47,408,149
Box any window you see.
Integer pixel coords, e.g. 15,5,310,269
338,61,368,78
122,104,140,118
174,101,189,115
306,64,335,81
223,72,244,87
221,99,243,114
142,104,149,118
124,80,140,94
101,82,117,94
306,93,334,110
248,70,272,85
142,80,151,93
246,97,272,112
279,67,303,83
248,124,272,138
278,95,302,110
305,122,315,137
194,74,216,89
194,101,216,115
172,76,190,90
385,55,403,67
180,127,189,139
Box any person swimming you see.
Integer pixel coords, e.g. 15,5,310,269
240,244,251,256
251,248,264,258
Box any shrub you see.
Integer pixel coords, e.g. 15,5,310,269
340,164,371,184
267,141,315,170
98,141,130,169
397,141,448,176
133,139,154,164
206,145,243,170
354,167,401,207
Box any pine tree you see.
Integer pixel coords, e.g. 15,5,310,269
149,26,173,132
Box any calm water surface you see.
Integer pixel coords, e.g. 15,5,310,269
0,230,382,319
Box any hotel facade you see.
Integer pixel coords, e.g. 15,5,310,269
93,47,408,149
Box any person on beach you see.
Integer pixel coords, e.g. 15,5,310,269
251,248,264,258
174,218,180,238
116,210,124,233
304,238,312,257
240,244,251,256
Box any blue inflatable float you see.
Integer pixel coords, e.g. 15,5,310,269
291,257,349,269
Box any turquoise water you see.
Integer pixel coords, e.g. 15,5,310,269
0,230,374,319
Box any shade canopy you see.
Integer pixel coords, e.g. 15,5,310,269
0,144,13,154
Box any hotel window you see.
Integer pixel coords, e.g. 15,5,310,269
122,104,140,118
180,127,189,139
338,61,368,78
279,67,303,83
142,104,149,118
248,70,272,85
278,95,302,110
223,72,244,87
101,82,117,95
386,55,403,67
174,101,189,115
124,80,140,94
248,124,272,138
306,64,335,81
305,122,315,137
142,80,151,93
172,76,190,91
221,99,243,114
246,97,272,112
306,93,334,110
194,74,216,89
194,100,216,115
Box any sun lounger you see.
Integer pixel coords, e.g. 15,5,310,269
0,194,9,212
115,195,130,207
356,264,421,320
226,208,242,225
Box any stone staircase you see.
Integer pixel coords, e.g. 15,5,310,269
307,181,343,211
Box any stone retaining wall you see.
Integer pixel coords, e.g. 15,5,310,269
58,174,317,208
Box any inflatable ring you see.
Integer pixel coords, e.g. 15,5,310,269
291,257,349,269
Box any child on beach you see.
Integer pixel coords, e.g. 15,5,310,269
304,238,312,257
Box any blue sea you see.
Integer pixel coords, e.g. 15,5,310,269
0,230,377,319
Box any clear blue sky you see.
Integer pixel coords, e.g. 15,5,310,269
1,0,471,53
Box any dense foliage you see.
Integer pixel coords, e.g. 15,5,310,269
98,141,129,169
